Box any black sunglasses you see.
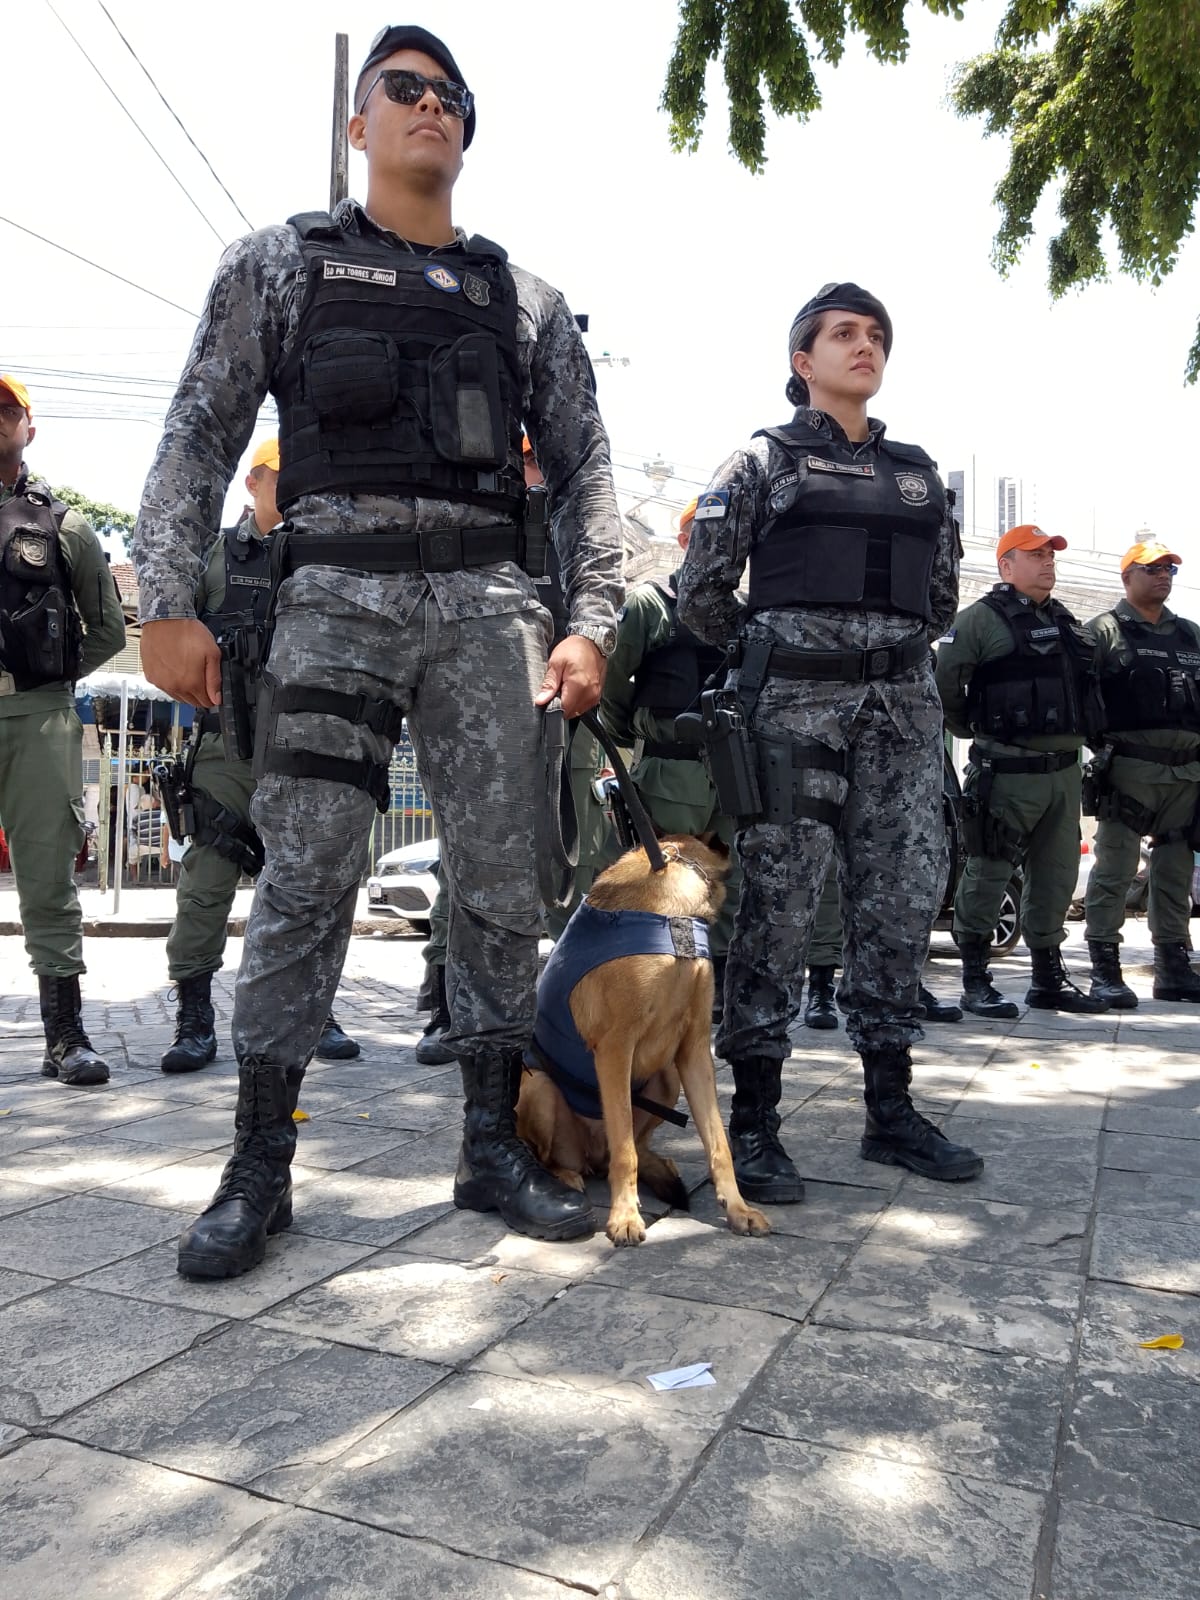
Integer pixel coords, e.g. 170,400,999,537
1138,561,1178,576
358,68,473,121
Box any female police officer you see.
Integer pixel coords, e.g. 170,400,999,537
677,283,982,1202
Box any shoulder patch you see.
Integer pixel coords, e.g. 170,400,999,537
424,263,461,294
939,628,957,644
693,490,730,522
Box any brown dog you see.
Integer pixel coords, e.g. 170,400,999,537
517,834,770,1247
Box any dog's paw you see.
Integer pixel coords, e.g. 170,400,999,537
726,1202,771,1237
606,1209,647,1248
551,1167,587,1192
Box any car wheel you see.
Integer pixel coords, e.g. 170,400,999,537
406,919,432,937
992,878,1022,956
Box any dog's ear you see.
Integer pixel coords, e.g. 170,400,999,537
699,830,731,860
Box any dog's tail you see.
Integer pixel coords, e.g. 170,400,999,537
637,1151,689,1211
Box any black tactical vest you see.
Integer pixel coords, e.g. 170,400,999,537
0,478,83,691
274,214,525,517
967,584,1104,742
632,580,726,716
200,520,274,642
746,415,943,619
1102,610,1200,733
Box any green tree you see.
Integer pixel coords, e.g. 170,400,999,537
52,485,136,553
664,1,1200,379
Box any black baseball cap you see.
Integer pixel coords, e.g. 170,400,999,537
358,25,476,148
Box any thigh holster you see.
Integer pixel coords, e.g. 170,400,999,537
254,679,406,814
191,788,265,877
757,734,847,828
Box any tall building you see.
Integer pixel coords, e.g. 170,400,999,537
948,469,965,535
997,476,1026,534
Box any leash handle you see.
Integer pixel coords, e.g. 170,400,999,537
580,709,668,874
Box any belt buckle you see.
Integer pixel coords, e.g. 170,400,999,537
865,648,890,681
418,527,463,573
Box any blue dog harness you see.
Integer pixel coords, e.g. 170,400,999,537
525,901,710,1123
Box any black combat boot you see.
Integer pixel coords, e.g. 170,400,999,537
957,936,1019,1019
315,1012,361,1060
161,973,218,1073
1087,940,1138,1010
1027,945,1109,1013
803,966,838,1030
728,1056,804,1203
1152,942,1200,1002
917,983,963,1023
176,1056,297,1279
711,954,727,1025
453,1049,595,1239
39,975,109,1087
861,1049,983,1181
415,963,456,1066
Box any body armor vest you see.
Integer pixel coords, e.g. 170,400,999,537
0,479,82,691
747,417,943,619
274,213,525,517
1102,610,1200,734
632,581,725,716
966,584,1104,742
200,522,274,642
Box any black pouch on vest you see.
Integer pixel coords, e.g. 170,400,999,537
429,333,505,465
3,588,70,682
3,526,56,585
796,526,868,604
305,330,401,425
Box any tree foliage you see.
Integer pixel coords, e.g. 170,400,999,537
52,484,136,552
665,0,1200,379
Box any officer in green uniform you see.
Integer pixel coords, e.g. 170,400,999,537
936,523,1107,1017
1084,539,1200,1006
0,372,126,1085
160,439,359,1071
601,496,735,1014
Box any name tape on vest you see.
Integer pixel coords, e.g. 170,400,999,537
806,456,875,477
322,260,398,287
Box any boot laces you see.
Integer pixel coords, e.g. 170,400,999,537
208,1143,284,1211
176,984,212,1040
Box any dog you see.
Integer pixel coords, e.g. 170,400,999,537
517,833,770,1247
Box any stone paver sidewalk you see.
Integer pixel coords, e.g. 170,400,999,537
1,921,1198,1598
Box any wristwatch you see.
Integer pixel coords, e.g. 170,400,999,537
568,623,618,657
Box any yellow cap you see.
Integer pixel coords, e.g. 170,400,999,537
1121,539,1182,573
678,496,698,534
0,373,32,416
251,437,280,471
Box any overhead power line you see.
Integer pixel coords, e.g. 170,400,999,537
41,0,229,246
93,0,254,232
0,215,198,318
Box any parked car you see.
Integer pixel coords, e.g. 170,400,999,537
366,838,440,933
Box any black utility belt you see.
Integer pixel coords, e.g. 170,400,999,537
757,633,929,684
641,738,703,762
969,745,1079,775
196,710,222,735
1109,738,1200,767
280,526,523,576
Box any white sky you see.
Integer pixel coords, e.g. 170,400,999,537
5,0,1198,586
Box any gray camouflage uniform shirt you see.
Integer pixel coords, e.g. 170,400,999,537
133,200,623,631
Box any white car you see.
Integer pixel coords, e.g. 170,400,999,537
366,838,440,932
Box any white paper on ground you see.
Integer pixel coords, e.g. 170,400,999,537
646,1362,715,1391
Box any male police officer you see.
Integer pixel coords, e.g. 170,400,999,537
160,440,359,1071
1084,540,1200,1006
133,26,623,1278
936,524,1106,1017
0,372,126,1084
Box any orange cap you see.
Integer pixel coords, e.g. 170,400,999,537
1122,539,1182,573
997,523,1067,560
678,496,698,534
0,373,32,417
250,437,280,471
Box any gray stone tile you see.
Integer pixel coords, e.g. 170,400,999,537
0,1422,25,1455
62,1320,445,1498
0,1437,274,1599
260,1251,568,1365
0,1266,54,1308
78,1233,374,1318
869,1191,1089,1272
0,1192,192,1277
302,1056,447,1094
94,1103,245,1150
741,1325,1065,1490
1078,1279,1200,1382
349,1126,464,1180
288,1167,453,1246
0,1135,194,1192
918,1116,1101,1207
589,1213,850,1320
1050,1500,1200,1600
815,1243,1081,1362
686,1176,889,1243
1102,1129,1200,1177
1095,1165,1200,1223
101,1151,321,1213
1063,1374,1200,1526
474,1282,791,1416
287,1117,422,1171
0,1284,222,1424
622,1430,1043,1600
0,1176,66,1218
172,1506,570,1599
303,1370,712,1590
400,1203,612,1277
768,1124,908,1190
1091,1213,1200,1292
325,1086,461,1133
1104,1100,1200,1138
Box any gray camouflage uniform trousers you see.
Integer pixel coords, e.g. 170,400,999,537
234,569,552,1068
